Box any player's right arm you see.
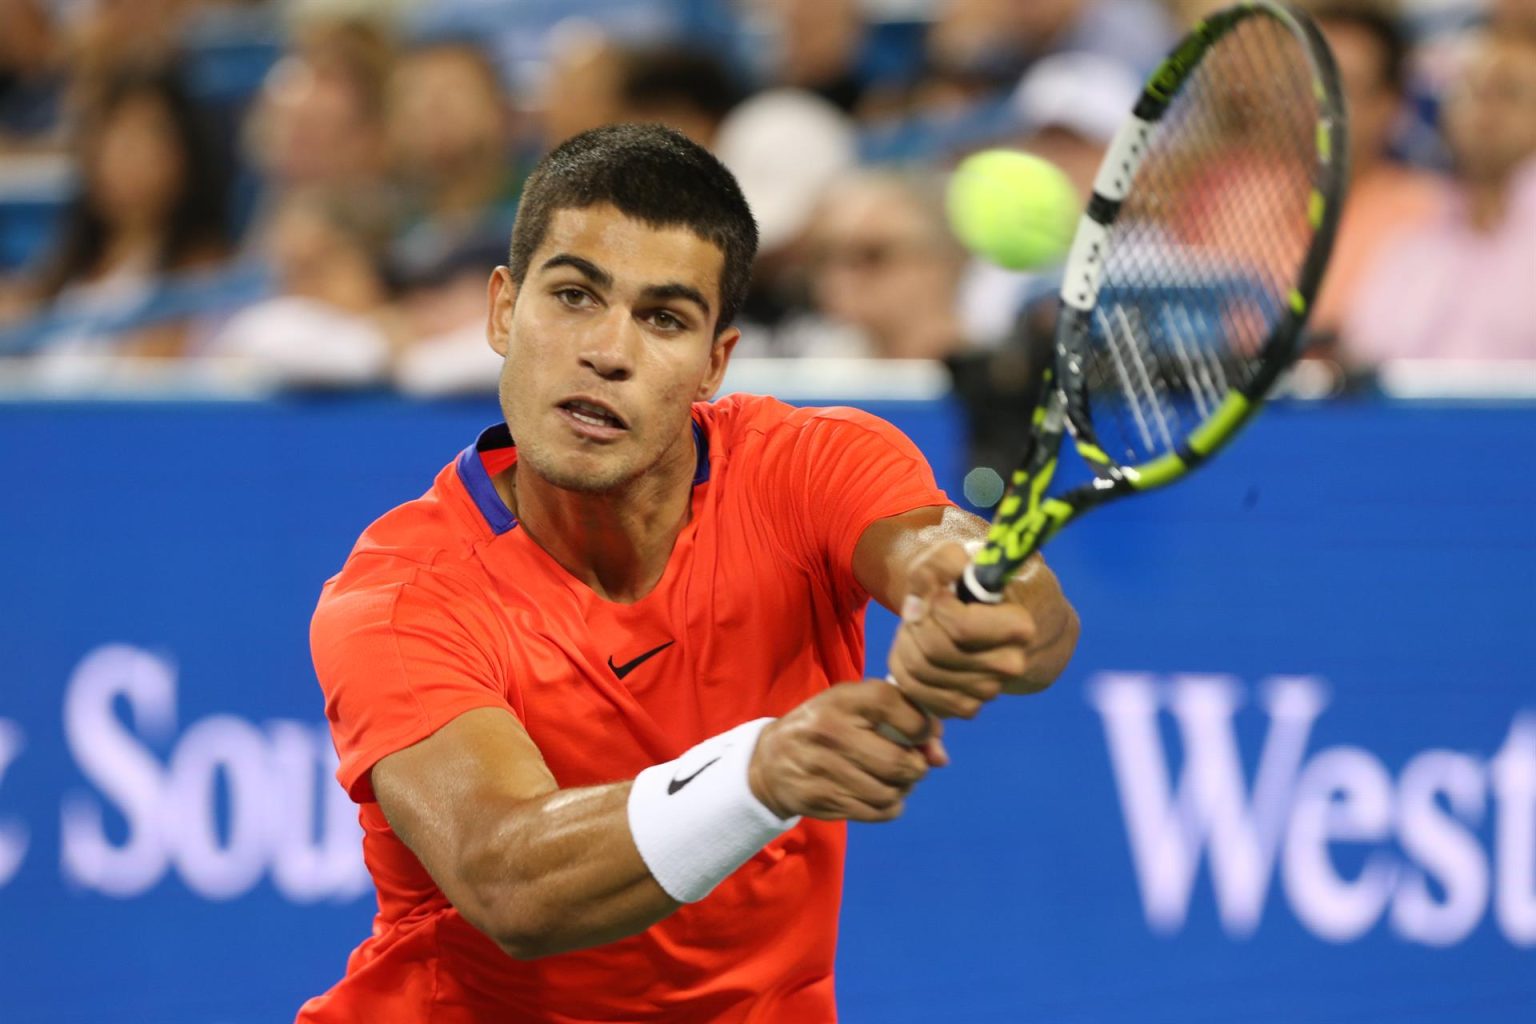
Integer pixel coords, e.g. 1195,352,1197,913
369,679,934,960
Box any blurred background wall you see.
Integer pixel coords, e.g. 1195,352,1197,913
2,0,1535,1020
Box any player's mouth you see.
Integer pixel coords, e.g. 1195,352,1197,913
557,397,629,439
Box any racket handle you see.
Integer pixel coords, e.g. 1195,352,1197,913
877,674,934,748
877,549,997,743
957,562,1006,605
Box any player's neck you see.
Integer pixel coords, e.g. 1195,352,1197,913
506,449,695,604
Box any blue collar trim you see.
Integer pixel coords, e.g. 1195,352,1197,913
454,424,518,535
455,419,710,535
691,420,711,485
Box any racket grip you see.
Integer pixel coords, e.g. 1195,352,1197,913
957,562,1005,605
877,547,994,744
877,674,934,747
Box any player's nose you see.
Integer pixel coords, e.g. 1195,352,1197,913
577,311,638,382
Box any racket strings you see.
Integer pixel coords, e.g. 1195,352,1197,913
1197,18,1320,327
1082,13,1323,466
1173,15,1318,345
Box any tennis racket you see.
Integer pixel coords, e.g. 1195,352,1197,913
957,0,1348,603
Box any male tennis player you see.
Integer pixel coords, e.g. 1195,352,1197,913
299,124,1078,1022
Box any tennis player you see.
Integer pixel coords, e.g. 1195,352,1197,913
298,124,1078,1023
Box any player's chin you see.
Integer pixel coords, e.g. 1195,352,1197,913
538,449,640,495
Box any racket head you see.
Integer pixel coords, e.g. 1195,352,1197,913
968,1,1348,599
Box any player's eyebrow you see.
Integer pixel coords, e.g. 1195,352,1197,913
539,254,613,291
542,254,712,320
639,282,711,319
538,256,710,319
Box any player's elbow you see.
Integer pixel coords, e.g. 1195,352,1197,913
458,846,610,959
451,839,560,959
486,899,619,960
489,914,563,961
461,880,565,960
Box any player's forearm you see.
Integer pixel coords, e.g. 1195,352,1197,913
454,719,795,960
457,782,680,960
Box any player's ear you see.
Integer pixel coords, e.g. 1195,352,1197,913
487,267,518,357
696,325,739,400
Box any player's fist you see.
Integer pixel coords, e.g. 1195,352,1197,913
886,541,1039,719
747,680,938,823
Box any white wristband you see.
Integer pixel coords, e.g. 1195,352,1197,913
627,717,800,903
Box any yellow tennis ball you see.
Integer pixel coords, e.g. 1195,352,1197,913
946,150,1081,271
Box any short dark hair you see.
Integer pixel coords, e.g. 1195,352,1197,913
507,123,758,333
1311,1,1410,94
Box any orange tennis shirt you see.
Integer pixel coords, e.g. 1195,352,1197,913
300,393,950,1023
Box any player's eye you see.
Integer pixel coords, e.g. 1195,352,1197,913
555,287,594,309
647,310,687,332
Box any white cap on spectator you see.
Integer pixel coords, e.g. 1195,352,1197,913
715,88,857,252
1012,52,1142,145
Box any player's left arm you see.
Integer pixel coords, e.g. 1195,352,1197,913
853,504,1080,718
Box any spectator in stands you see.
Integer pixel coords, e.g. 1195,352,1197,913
1491,0,1536,33
793,171,969,360
245,16,393,195
389,40,520,245
1343,30,1536,363
65,0,196,110
207,186,399,386
1308,2,1443,341
538,35,743,151
874,0,1164,160
926,0,1172,92
612,44,745,149
385,39,523,373
1165,0,1219,27
747,0,873,114
537,22,625,149
22,65,233,358
715,88,857,355
0,0,65,150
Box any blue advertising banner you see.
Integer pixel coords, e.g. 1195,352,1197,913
1,395,1532,1022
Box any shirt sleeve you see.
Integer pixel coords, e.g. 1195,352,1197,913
755,404,952,609
311,567,513,803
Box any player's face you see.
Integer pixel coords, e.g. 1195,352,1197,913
486,203,738,494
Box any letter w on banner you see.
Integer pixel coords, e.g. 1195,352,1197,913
1087,673,1327,936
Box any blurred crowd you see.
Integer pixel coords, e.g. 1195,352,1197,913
0,0,1533,396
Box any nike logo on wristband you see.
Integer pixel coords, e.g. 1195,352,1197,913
608,640,675,680
667,756,722,795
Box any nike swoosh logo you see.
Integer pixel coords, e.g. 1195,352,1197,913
667,756,721,795
608,640,675,680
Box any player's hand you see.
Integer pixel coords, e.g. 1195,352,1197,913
886,541,1037,719
747,680,940,823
